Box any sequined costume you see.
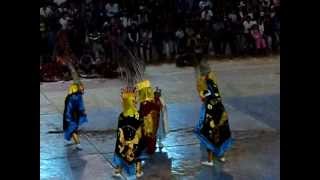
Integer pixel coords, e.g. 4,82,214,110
112,87,144,177
194,63,233,162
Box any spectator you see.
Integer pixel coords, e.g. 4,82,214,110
40,0,280,81
251,24,267,55
211,18,224,57
175,27,186,54
139,27,152,62
59,13,70,30
201,6,213,22
127,23,140,57
199,0,212,10
222,17,237,58
243,15,256,54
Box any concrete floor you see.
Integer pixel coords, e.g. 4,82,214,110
40,55,280,180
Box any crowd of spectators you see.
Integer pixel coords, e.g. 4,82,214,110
40,0,280,81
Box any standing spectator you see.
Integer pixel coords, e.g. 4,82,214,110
59,13,70,30
222,17,237,58
271,8,280,52
243,15,256,54
139,27,152,63
175,27,186,55
127,23,140,57
250,24,267,55
211,18,224,57
263,15,273,51
153,24,164,61
201,6,213,22
199,0,212,10
40,15,48,59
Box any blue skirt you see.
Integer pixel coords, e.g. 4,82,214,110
112,154,136,177
194,104,233,157
64,116,88,141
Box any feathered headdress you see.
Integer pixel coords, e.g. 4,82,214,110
120,86,138,117
115,41,145,87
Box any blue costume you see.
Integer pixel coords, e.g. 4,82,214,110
63,92,88,141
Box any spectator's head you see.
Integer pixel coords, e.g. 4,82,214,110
246,15,251,21
252,24,259,30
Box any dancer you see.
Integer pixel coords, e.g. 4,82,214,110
62,49,88,150
63,82,88,150
153,87,169,150
112,40,146,178
136,80,161,155
194,61,233,166
112,87,144,178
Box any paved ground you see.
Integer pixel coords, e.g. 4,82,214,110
40,55,280,180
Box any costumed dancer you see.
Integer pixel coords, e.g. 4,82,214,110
194,61,233,166
112,87,144,178
135,80,169,154
63,61,88,150
154,87,169,149
111,40,146,178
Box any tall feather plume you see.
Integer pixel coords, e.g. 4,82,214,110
115,41,145,87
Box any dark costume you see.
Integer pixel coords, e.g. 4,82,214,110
112,88,144,177
194,69,233,158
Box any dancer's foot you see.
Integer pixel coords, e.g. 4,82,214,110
113,168,122,177
158,142,164,149
201,161,214,166
136,171,144,178
75,144,82,150
65,140,73,145
219,156,226,163
112,172,121,177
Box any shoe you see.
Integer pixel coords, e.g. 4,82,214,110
219,157,226,163
201,161,214,166
65,140,73,144
158,142,164,149
112,172,121,177
75,144,82,150
136,171,144,178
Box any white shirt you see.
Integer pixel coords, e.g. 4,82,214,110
201,10,213,21
59,17,69,30
259,24,264,34
40,7,45,16
239,11,244,18
243,21,250,33
111,3,119,14
243,20,257,33
228,13,237,22
120,17,129,27
176,30,184,39
199,0,212,10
